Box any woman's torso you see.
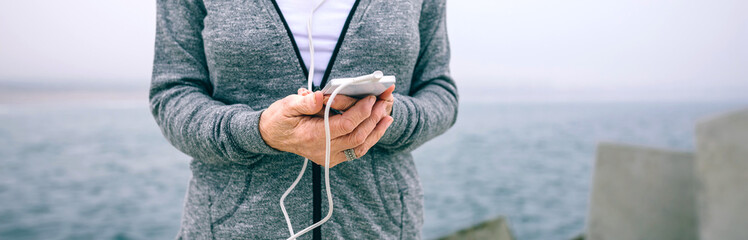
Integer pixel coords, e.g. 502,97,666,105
178,0,426,239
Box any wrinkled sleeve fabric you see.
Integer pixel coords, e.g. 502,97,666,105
150,0,282,165
377,0,459,153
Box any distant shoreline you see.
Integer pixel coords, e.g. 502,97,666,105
0,89,147,105
3,89,747,106
2,81,747,106
0,80,148,104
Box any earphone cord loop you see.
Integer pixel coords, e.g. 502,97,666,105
286,77,370,240
280,0,328,239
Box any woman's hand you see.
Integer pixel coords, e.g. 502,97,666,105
300,85,396,159
259,90,394,167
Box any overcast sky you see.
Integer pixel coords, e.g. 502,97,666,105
0,0,746,102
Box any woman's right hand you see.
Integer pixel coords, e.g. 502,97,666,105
259,90,393,167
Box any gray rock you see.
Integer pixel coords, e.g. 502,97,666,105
696,109,748,240
438,217,514,240
587,143,697,240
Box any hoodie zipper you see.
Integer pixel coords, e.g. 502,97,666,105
268,0,361,239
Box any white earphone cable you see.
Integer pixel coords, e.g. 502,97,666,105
278,2,384,239
285,74,381,240
279,0,328,239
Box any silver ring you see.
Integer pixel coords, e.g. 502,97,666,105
343,149,357,161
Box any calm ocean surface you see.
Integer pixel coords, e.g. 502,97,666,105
1,101,745,240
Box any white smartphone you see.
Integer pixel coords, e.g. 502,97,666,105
321,75,396,98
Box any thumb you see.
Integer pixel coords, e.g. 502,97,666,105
287,91,323,115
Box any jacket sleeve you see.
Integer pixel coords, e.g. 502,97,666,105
150,0,283,165
377,0,459,153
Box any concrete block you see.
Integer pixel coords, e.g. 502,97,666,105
438,217,514,240
587,143,697,240
696,109,748,240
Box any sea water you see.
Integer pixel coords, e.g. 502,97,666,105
1,101,745,240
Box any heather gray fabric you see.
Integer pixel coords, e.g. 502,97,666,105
150,0,457,239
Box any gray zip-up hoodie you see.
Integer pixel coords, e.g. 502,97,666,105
150,0,457,239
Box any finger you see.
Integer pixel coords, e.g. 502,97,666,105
378,86,395,116
323,94,359,112
378,85,395,101
285,91,323,116
330,100,387,150
354,115,394,158
312,94,357,117
327,95,376,137
298,88,312,96
379,86,395,116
